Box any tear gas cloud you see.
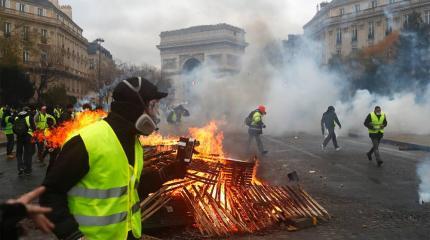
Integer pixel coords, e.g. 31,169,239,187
177,20,430,137
418,159,430,204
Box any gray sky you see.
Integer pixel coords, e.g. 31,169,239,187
61,0,321,67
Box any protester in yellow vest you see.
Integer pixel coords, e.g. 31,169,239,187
34,106,56,166
40,77,187,240
364,106,388,167
2,108,15,159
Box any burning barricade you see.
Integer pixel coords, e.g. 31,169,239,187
140,121,330,237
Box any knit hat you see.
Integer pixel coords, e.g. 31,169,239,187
112,77,168,106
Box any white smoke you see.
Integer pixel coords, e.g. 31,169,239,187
418,160,430,204
169,18,430,137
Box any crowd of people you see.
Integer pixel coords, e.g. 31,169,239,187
0,104,78,177
0,76,388,240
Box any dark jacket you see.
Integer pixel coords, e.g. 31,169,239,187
321,110,341,133
0,203,27,240
364,113,388,138
40,101,176,240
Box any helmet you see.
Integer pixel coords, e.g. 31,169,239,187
258,105,266,114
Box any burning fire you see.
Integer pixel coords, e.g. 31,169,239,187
141,121,225,158
189,121,224,157
33,110,107,148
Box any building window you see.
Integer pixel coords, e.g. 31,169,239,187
336,48,342,56
354,4,360,13
0,0,6,7
22,26,29,41
389,0,395,4
386,19,393,35
425,10,430,25
37,8,43,16
41,29,48,43
352,26,358,42
339,8,344,16
368,21,375,40
336,28,342,45
17,3,25,12
352,48,359,54
403,14,409,27
371,0,377,9
4,22,11,37
41,51,47,63
23,50,29,63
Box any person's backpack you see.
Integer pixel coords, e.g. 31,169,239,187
13,117,29,136
244,110,257,126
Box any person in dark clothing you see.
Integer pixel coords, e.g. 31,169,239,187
58,104,75,124
247,105,268,155
364,106,388,167
14,108,36,176
321,106,342,151
2,108,15,159
41,117,60,168
40,77,187,240
0,186,54,240
167,104,190,124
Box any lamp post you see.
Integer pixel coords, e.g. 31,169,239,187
95,38,104,105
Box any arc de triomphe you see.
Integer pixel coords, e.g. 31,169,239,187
157,23,248,102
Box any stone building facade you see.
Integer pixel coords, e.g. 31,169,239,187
0,0,112,102
157,23,248,101
304,0,430,63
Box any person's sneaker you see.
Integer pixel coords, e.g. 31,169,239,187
377,160,384,167
24,171,32,176
261,150,268,155
321,144,326,151
367,152,372,161
335,147,342,151
18,170,24,177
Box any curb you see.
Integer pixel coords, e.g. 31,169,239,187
348,133,430,152
381,139,430,152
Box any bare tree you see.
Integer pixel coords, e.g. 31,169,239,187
35,46,65,102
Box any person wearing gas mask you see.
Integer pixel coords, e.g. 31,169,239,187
40,77,187,240
364,106,388,167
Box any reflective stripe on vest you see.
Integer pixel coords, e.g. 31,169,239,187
73,202,141,227
67,120,143,240
368,112,385,134
69,185,128,199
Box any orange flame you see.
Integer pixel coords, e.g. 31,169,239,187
33,110,107,148
139,133,178,146
189,121,224,157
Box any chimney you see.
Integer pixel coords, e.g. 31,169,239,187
60,5,73,19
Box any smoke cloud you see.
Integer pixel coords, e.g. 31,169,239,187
171,19,430,137
418,159,430,204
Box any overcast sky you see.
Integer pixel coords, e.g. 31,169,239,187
61,0,321,67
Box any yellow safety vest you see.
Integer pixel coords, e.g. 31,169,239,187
67,120,143,240
368,112,385,134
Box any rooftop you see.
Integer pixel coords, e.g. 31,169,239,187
160,23,245,37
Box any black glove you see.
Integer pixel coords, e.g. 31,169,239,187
159,161,187,182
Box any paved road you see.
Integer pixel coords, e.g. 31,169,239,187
226,133,430,240
1,133,429,240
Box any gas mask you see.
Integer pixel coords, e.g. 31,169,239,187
122,77,159,136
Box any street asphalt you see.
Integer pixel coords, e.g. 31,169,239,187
0,133,429,240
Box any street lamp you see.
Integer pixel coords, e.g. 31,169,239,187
95,38,104,105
